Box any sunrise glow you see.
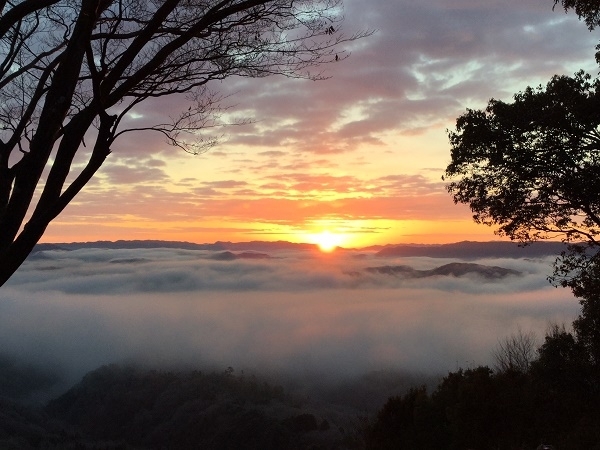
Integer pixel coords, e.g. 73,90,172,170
314,230,343,252
37,0,596,248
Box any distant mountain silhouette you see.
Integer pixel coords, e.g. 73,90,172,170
33,240,227,252
365,262,521,279
31,239,569,260
32,239,316,253
375,241,567,259
213,241,316,251
210,251,272,261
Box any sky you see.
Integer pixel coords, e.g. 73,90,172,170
1,246,580,399
42,0,600,247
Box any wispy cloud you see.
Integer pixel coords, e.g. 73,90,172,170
39,0,599,244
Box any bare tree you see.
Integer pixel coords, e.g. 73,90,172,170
0,0,368,286
492,327,538,373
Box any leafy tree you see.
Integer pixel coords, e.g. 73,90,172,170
530,323,600,449
368,366,540,450
446,71,600,247
445,70,600,352
366,385,445,450
0,0,366,286
554,0,600,28
554,247,600,377
447,4,600,419
532,324,588,395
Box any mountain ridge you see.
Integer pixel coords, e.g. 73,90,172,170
33,239,568,259
364,262,521,279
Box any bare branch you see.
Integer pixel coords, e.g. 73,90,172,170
0,0,367,285
0,0,59,38
493,327,538,373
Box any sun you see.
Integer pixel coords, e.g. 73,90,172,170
314,230,342,252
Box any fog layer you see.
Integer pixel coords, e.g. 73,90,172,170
1,247,579,393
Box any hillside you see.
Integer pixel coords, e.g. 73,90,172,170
365,262,521,279
2,364,410,449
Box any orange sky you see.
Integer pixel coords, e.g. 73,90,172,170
41,0,598,248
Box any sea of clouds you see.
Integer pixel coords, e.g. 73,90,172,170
0,247,580,397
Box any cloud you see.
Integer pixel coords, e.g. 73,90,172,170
42,0,600,245
57,171,462,232
118,2,598,153
214,0,597,150
1,247,580,392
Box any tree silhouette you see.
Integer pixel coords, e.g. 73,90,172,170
445,66,600,402
0,0,367,286
554,0,600,30
446,2,600,419
446,71,600,247
445,70,600,298
492,327,538,373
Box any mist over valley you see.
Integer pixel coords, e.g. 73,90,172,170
2,241,578,394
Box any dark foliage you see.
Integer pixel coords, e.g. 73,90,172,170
553,250,600,378
0,354,60,404
528,325,600,448
367,386,445,450
446,71,600,246
555,0,600,64
554,0,600,29
43,365,360,450
367,356,600,450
